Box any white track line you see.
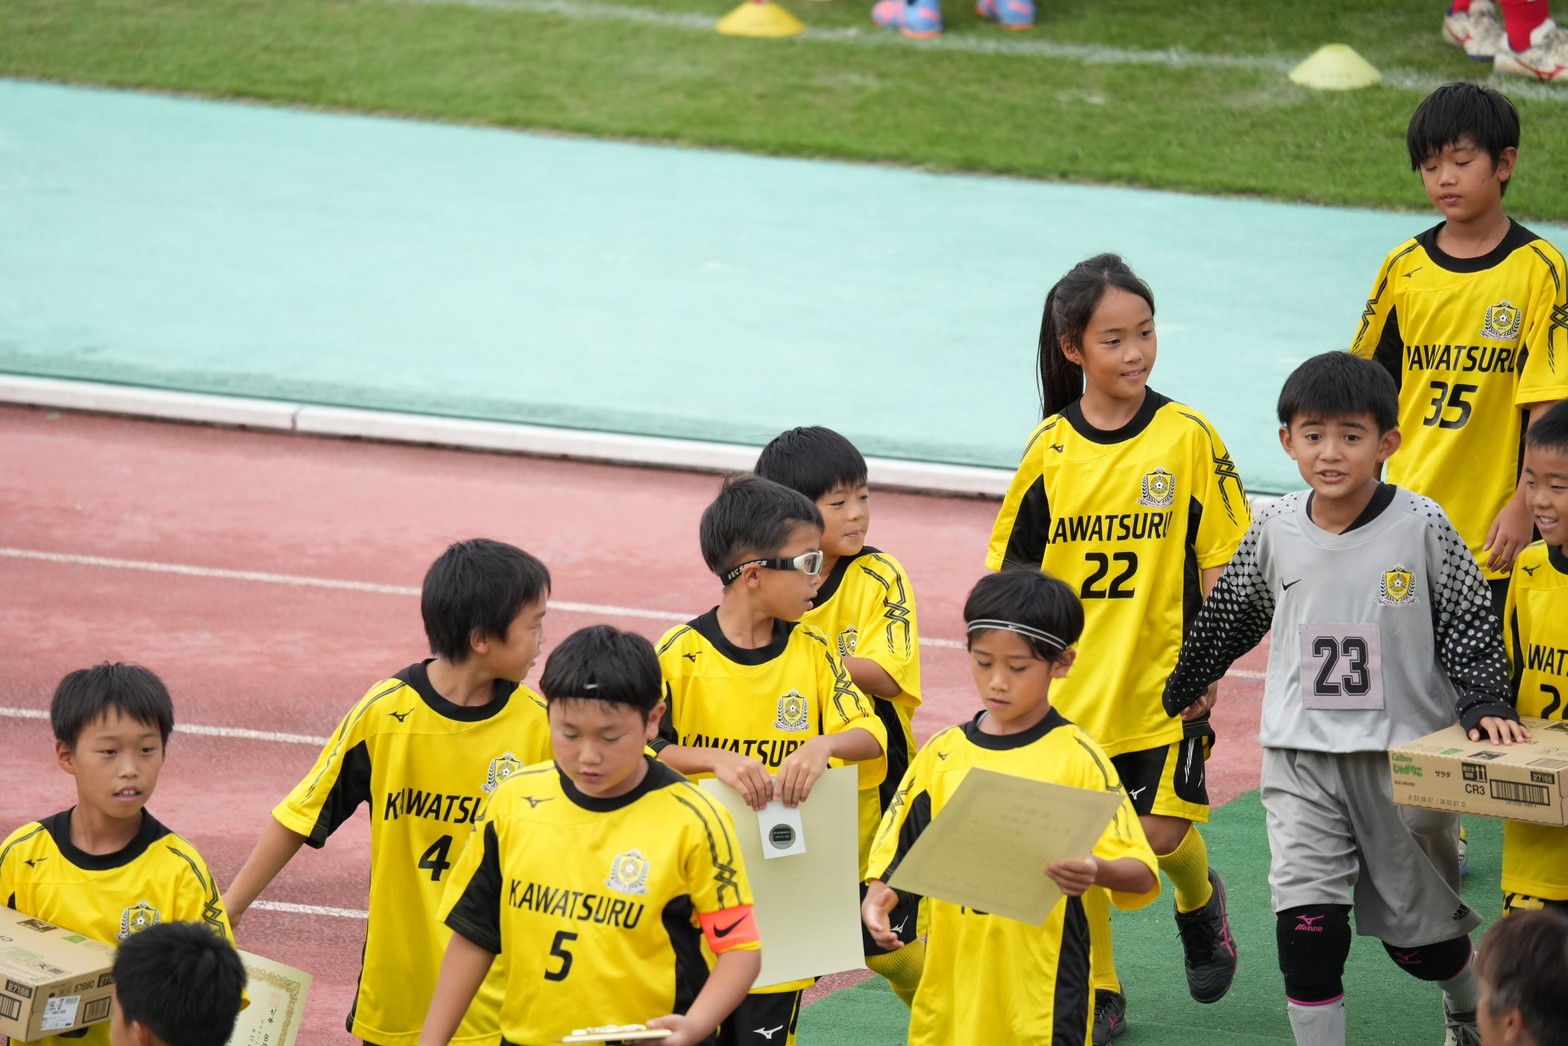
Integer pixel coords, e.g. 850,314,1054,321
251,900,368,920
394,0,1568,103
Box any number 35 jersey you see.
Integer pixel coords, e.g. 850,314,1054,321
273,660,552,1046
986,390,1251,756
1167,487,1511,752
1349,221,1568,580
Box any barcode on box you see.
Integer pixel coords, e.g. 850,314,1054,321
82,996,112,1023
0,994,20,1021
1528,757,1568,770
1491,780,1551,805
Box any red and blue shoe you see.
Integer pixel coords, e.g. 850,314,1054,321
872,0,943,38
977,0,1033,30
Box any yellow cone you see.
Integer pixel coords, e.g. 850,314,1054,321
716,0,805,37
1289,44,1382,91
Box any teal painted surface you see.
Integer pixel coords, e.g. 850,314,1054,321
3,78,1564,493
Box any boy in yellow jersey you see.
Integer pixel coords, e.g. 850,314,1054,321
0,663,237,1046
422,625,761,1046
1500,400,1568,918
654,474,888,1046
109,921,247,1046
224,539,553,1046
754,426,925,1005
1350,81,1568,613
864,569,1159,1045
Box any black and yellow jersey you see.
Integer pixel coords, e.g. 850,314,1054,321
0,809,235,1046
986,390,1251,756
866,710,1158,1046
273,661,552,1046
1502,541,1568,899
440,758,758,1046
1350,221,1568,580
801,547,920,865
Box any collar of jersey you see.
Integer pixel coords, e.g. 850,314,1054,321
44,807,167,871
690,609,795,665
962,707,1069,750
810,547,877,607
555,757,677,812
1548,543,1568,575
1063,388,1167,446
1416,218,1535,275
396,659,513,722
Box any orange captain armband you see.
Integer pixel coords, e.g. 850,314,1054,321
698,905,760,952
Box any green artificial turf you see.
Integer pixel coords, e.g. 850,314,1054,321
4,0,1568,220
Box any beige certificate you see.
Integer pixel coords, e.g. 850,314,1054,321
226,951,313,1046
699,766,863,988
888,767,1122,925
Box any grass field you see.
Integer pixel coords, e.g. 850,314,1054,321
5,0,1568,221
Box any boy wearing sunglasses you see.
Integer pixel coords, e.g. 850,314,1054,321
653,474,888,1046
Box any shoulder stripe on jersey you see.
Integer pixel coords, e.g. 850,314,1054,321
861,555,914,656
669,788,744,909
1354,242,1422,346
1019,417,1063,457
1529,243,1566,373
1176,409,1246,526
656,626,695,657
0,823,48,874
164,844,228,939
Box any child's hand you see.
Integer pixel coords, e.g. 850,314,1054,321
1046,857,1098,897
777,736,834,807
1484,499,1532,573
1469,716,1532,745
1181,683,1218,722
862,880,904,951
710,751,773,811
645,1013,702,1045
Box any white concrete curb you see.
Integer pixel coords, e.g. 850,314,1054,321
0,375,1015,498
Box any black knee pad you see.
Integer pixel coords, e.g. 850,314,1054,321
1381,935,1471,982
1277,904,1352,1003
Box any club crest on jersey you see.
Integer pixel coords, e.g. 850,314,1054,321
1138,467,1176,509
1378,566,1417,606
119,901,161,940
774,690,810,732
484,753,525,793
606,849,650,895
836,626,858,659
1480,300,1522,341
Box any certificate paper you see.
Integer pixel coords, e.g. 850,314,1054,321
226,951,313,1046
889,768,1122,925
700,766,863,987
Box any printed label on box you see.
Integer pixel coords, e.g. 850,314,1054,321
40,994,80,1031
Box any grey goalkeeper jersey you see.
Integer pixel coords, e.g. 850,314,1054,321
1164,486,1514,753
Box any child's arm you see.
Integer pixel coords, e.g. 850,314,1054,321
417,933,496,1046
223,819,309,928
1485,401,1560,573
844,657,900,699
656,745,774,811
1179,563,1230,722
646,948,761,1046
1163,523,1274,717
1046,856,1158,898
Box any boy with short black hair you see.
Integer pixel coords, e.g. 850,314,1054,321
754,426,926,1003
1350,81,1568,613
110,920,247,1046
421,625,761,1046
1475,909,1568,1046
1165,352,1529,1046
655,474,888,1046
224,538,554,1046
0,663,237,1046
1499,399,1568,918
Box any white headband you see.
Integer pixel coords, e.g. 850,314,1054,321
966,618,1067,656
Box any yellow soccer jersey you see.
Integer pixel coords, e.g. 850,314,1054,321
0,810,235,1046
273,660,551,1046
654,610,888,796
1350,221,1568,580
440,759,759,1046
1502,541,1568,899
866,710,1158,1046
801,546,921,865
986,391,1251,757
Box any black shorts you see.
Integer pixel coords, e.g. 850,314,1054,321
1110,721,1212,819
718,989,802,1046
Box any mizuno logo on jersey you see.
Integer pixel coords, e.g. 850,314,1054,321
23,857,46,868
683,652,699,662
755,1027,785,1040
1481,300,1523,341
1049,510,1173,544
679,735,806,768
1526,643,1568,674
1404,343,1517,373
382,788,485,824
388,709,412,722
508,880,646,928
1521,564,1540,576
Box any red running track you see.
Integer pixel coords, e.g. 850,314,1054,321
0,405,1269,1043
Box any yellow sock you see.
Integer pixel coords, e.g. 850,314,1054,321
866,938,926,1008
1159,824,1214,913
1084,885,1121,993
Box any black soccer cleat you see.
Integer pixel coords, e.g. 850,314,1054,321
1175,869,1238,1003
1092,988,1127,1044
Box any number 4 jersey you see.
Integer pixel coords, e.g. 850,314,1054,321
1164,486,1513,752
273,660,552,1046
986,390,1251,757
1350,220,1568,580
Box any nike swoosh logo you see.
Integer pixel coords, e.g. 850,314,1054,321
714,915,748,938
1282,579,1302,591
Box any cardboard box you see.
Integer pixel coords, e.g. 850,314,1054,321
1390,717,1568,826
0,907,115,1042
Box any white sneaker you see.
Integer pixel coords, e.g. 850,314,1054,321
1444,0,1505,60
1444,998,1482,1046
1495,17,1568,82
